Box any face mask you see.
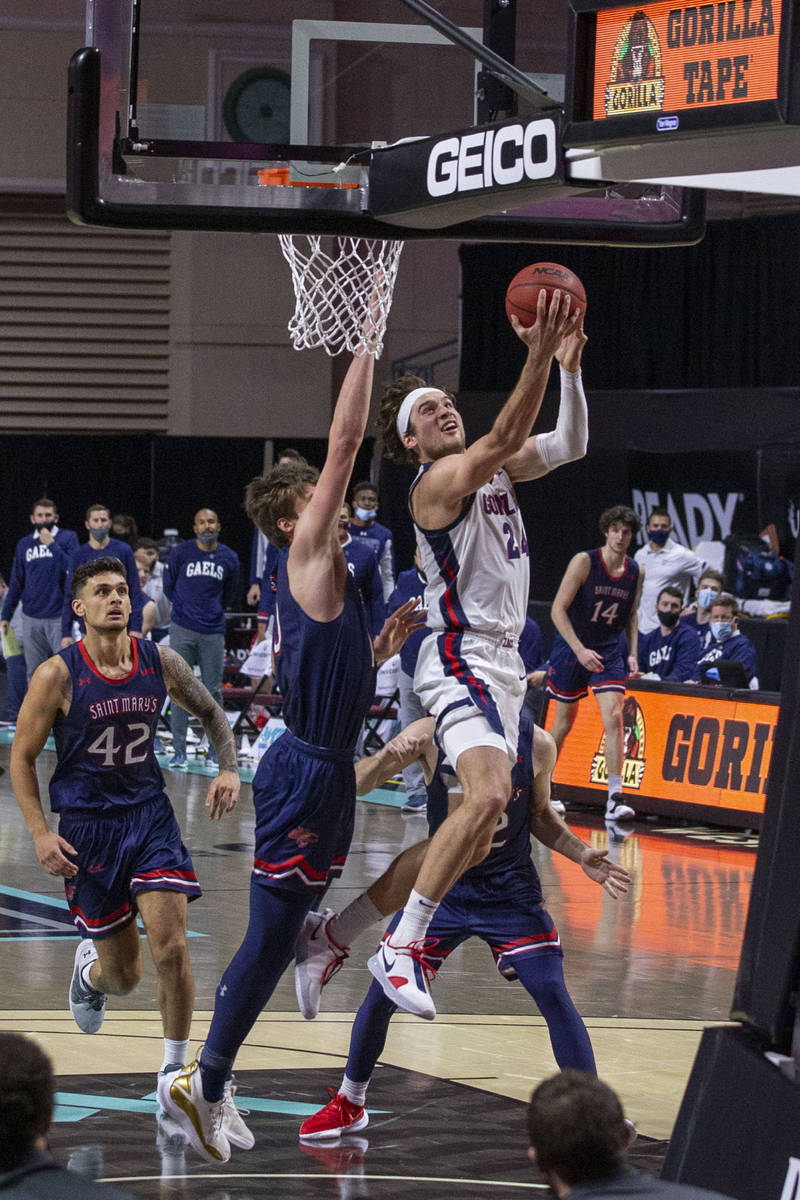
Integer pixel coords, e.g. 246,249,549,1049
355,507,377,522
711,621,733,641
658,609,679,628
648,528,670,547
698,587,718,609
89,524,110,542
196,531,217,547
34,521,55,532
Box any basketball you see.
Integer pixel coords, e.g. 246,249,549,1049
505,262,586,328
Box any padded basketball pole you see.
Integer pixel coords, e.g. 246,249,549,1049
396,0,559,111
126,0,141,140
478,0,518,123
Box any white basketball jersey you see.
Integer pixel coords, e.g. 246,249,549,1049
411,465,530,638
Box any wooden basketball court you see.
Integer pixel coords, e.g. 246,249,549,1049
0,735,754,1196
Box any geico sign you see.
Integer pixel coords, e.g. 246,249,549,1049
426,120,557,197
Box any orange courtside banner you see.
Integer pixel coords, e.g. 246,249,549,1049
592,0,783,119
543,684,778,824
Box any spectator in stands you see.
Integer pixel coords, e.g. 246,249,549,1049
247,449,306,607
520,613,547,705
680,568,724,641
637,585,700,682
387,546,430,813
527,1070,735,1199
111,513,138,546
135,538,172,641
338,503,386,637
0,1032,133,1198
61,504,144,646
347,480,395,600
521,614,546,690
164,507,240,768
1,498,79,680
158,528,181,563
635,507,705,635
519,613,557,805
694,593,759,689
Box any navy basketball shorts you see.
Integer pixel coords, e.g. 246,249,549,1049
60,793,201,940
251,730,356,894
382,876,562,982
546,638,627,703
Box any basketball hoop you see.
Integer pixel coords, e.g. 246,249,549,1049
278,234,403,358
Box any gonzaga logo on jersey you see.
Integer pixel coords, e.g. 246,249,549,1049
482,489,518,517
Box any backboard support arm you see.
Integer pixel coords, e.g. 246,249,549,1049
396,0,560,112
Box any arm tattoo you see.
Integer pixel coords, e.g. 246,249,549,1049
159,647,238,770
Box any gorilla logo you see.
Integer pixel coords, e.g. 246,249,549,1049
615,11,657,81
590,694,646,789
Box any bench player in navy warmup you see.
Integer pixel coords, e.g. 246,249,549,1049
163,508,240,769
61,505,144,645
1,497,79,680
365,292,586,1019
10,557,240,1100
636,585,699,682
547,506,644,824
694,593,759,688
298,710,630,1141
158,349,424,1164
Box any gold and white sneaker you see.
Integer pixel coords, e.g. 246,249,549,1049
157,1060,230,1164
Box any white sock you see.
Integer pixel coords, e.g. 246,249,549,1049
608,775,622,801
161,1039,189,1072
340,1074,369,1107
389,889,439,946
328,893,383,948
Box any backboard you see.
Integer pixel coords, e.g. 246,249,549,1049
68,0,705,244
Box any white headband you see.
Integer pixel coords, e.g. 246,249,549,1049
396,387,447,440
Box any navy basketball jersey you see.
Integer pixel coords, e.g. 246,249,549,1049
427,711,541,892
565,548,639,651
272,551,375,750
50,638,167,814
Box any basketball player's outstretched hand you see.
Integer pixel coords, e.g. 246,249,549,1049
373,598,428,664
555,316,588,373
205,769,240,820
383,728,427,771
579,848,631,898
34,830,78,878
510,289,581,360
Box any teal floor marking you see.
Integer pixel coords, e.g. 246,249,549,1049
0,884,207,938
53,1085,391,1122
361,787,407,808
54,1092,158,1119
141,1090,389,1119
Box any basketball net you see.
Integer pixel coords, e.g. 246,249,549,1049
278,235,403,358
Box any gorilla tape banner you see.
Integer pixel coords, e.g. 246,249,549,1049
592,0,783,119
544,683,778,825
